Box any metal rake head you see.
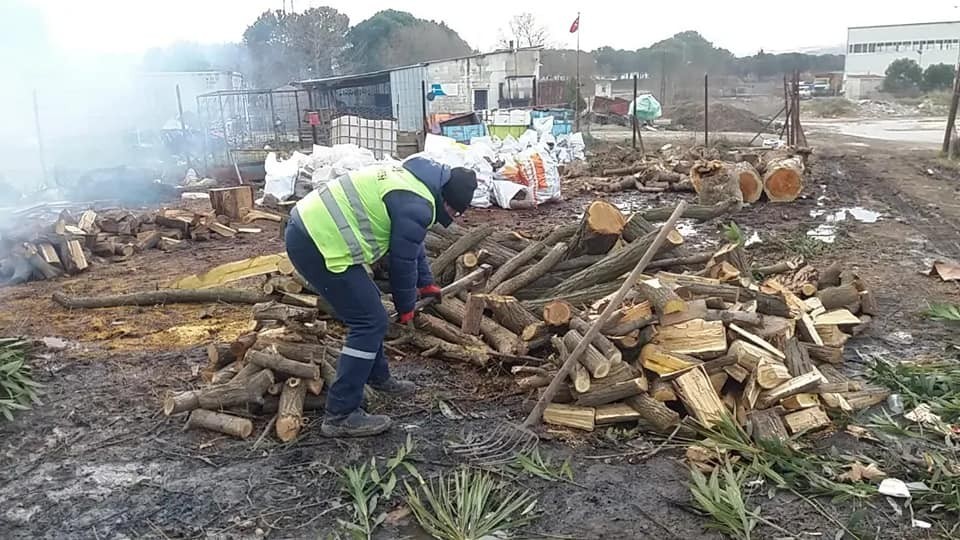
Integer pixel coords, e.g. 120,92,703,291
444,422,539,466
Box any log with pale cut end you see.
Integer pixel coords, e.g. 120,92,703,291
570,317,622,364
163,369,274,415
415,312,485,348
756,369,824,409
673,367,727,428
625,393,681,433
563,329,611,379
602,302,654,336
553,336,590,393
594,403,646,426
482,295,541,336
640,344,701,375
461,294,485,336
543,300,574,327
492,242,567,297
185,409,254,439
388,323,490,366
263,276,304,295
565,200,626,258
653,319,727,356
206,360,242,384
232,362,264,384
574,378,647,407
621,214,655,243
276,378,307,442
756,358,793,390
548,229,683,297
783,406,830,434
247,348,321,380
732,161,763,203
762,154,805,202
207,343,238,370
691,160,744,206
543,403,595,431
637,279,687,317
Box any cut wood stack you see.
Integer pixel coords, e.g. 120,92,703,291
0,201,280,286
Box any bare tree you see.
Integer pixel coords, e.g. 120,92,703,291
498,13,548,48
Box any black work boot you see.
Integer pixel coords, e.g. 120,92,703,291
321,409,392,437
369,377,416,395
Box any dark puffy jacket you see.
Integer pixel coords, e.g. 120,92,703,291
382,157,451,314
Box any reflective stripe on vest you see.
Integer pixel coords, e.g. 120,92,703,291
316,181,366,265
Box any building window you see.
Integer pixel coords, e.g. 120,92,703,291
853,43,863,53
849,44,855,53
868,43,877,53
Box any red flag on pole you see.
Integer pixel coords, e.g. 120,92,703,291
569,15,579,33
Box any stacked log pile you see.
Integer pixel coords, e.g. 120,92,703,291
587,144,810,205
0,204,279,286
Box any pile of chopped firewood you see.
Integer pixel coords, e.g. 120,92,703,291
585,145,811,205
0,188,281,286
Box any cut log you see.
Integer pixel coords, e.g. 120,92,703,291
783,407,830,434
575,378,647,407
209,186,254,219
690,160,744,205
276,378,307,442
653,319,727,355
543,403,595,431
60,240,88,274
548,229,683,297
413,313,485,347
485,240,545,292
262,276,304,295
517,373,554,391
252,301,317,323
460,293,486,336
77,210,98,233
543,300,574,327
492,242,566,296
433,296,522,354
641,344,701,375
163,369,274,415
672,282,743,303
553,336,590,393
797,313,823,345
432,226,494,277
242,209,283,223
565,200,626,258
753,259,803,278
638,279,687,318
185,409,253,439
594,403,644,426
756,357,793,390
843,387,890,410
704,309,763,328
53,288,269,309
160,237,185,251
570,317,622,364
784,337,814,377
23,244,63,279
521,281,624,312
782,393,820,411
755,292,791,318
856,285,879,317
817,325,850,348
729,324,786,360
661,298,708,327
640,199,740,223
649,379,677,402
232,362,265,384
621,214,655,243
820,393,853,413
563,329,611,379
816,284,860,311
801,343,843,364
817,262,843,288
728,340,777,371
724,363,750,383
208,221,238,238
388,323,489,366
247,348,321,380
207,343,238,370
36,243,62,267
762,154,805,202
602,302,653,336
482,295,541,337
732,161,763,204
207,360,242,385
626,393,681,432
673,367,727,428
747,409,789,443
756,369,824,409
814,309,860,326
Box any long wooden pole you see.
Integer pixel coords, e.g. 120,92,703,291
523,201,689,428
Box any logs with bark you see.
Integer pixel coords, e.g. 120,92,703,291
761,151,805,202
565,201,626,258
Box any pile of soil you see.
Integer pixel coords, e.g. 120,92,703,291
667,101,767,132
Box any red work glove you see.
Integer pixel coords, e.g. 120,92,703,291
419,284,442,303
398,311,415,324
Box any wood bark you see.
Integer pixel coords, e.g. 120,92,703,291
602,302,654,336
570,317,623,364
575,378,646,407
783,337,814,377
252,301,318,323
637,279,687,317
704,309,763,328
762,154,805,202
626,393,681,433
817,261,843,288
460,294,486,336
553,254,605,272
262,276,304,295
206,360,242,384
209,186,254,219
543,300,574,327
800,343,843,364
492,242,566,296
479,295,538,335
276,378,307,442
553,336,590,394
816,284,860,311
621,214,655,243
164,369,274,415
673,367,727,428
691,160,744,205
732,161,763,203
206,343,238,370
653,319,727,356
543,403,595,431
640,199,740,222
247,348,321,380
549,229,683,296
24,244,63,279
388,323,490,366
433,296,522,354
563,329,611,379
185,409,254,439
594,403,645,426
747,409,788,443
431,226,494,277
60,240,88,274
53,288,270,308
783,407,830,434
565,201,625,258
646,252,714,271
485,240,546,292
414,313,486,347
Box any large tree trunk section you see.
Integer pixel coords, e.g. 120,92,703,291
492,242,567,296
762,154,805,202
247,348,321,380
570,317,622,364
276,378,307,442
252,301,318,323
432,296,522,354
485,240,546,292
732,162,763,204
209,186,254,219
549,229,683,297
816,284,860,311
625,393,681,433
565,201,626,258
431,226,494,278
621,214,655,243
637,279,687,318
543,300,574,327
563,329,611,379
53,288,270,309
163,369,274,415
691,160,744,206
640,199,740,223
184,409,254,439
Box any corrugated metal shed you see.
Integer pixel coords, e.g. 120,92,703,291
390,66,427,132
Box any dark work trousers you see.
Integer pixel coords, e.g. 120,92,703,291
285,209,390,418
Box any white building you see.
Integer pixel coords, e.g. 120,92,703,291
845,21,960,97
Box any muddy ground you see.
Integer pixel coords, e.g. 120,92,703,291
2,130,959,539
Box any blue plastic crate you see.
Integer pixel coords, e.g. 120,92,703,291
441,124,485,143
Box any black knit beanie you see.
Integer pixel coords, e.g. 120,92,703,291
442,167,478,216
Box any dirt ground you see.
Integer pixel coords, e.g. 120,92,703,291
2,128,960,539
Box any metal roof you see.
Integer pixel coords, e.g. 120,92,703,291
848,20,960,30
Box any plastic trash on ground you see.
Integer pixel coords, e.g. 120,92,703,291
630,94,663,122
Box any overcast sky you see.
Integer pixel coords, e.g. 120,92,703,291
23,0,960,58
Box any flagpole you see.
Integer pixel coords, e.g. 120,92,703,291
575,11,580,132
